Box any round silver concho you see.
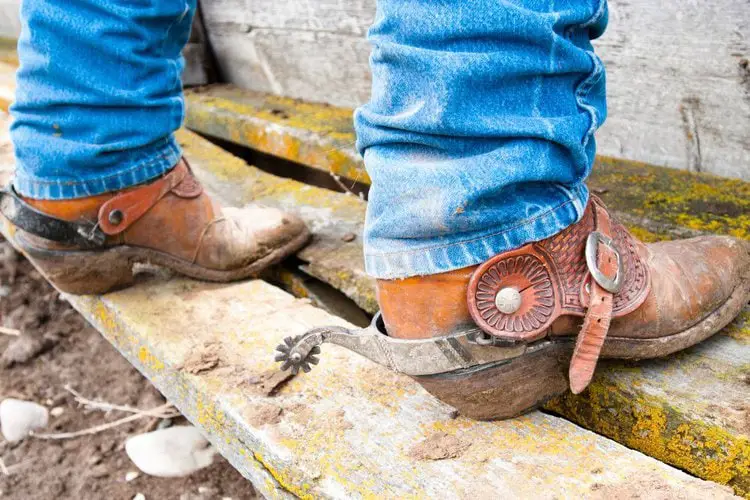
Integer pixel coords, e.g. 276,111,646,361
494,287,522,315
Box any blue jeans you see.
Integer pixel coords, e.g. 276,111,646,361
10,0,195,199
355,0,608,279
12,0,608,281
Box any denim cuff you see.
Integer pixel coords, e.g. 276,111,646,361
13,137,182,200
364,183,589,279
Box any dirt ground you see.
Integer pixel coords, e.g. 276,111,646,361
0,236,258,500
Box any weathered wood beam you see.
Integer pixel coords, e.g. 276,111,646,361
198,0,750,180
185,85,367,184
44,282,748,499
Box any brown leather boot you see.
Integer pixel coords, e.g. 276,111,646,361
378,196,749,419
0,159,310,294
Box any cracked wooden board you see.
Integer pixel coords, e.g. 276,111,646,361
0,267,734,498
176,126,374,314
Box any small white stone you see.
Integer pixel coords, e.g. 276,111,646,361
50,407,64,418
125,426,215,478
125,471,140,482
0,399,49,442
495,287,522,314
133,494,146,500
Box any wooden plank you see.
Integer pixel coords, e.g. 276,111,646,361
596,0,750,179
39,280,745,499
185,85,367,184
547,314,750,497
0,1,19,40
198,0,750,180
184,84,749,242
0,64,748,494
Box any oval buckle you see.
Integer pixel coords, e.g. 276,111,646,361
585,231,624,293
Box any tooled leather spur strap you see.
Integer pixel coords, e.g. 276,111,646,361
568,203,618,394
98,160,190,236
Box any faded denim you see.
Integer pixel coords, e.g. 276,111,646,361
355,0,609,279
10,0,196,199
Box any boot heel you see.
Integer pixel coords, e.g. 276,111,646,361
415,344,571,420
16,237,136,295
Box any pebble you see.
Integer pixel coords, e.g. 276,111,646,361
125,471,140,482
0,399,49,442
50,407,64,418
89,465,109,479
179,485,219,500
133,494,146,500
125,426,215,478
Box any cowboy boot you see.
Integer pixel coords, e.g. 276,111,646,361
377,196,750,420
0,159,310,295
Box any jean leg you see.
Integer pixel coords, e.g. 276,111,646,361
10,0,196,199
355,0,608,279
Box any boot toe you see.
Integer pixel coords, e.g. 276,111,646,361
612,235,749,339
195,205,310,271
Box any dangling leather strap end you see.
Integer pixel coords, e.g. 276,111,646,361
569,301,613,393
568,203,621,394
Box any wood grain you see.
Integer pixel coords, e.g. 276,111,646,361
200,0,750,180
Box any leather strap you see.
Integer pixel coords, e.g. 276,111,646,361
98,161,188,235
568,203,617,393
468,197,642,393
0,186,106,247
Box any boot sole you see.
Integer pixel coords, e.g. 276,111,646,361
12,228,311,295
416,276,750,420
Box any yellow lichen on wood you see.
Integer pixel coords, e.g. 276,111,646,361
592,156,750,240
185,89,369,185
185,86,750,246
624,224,669,243
252,452,315,500
0,38,17,66
546,379,750,497
137,345,165,372
724,309,750,344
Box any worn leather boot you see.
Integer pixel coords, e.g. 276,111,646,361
0,159,310,294
378,196,750,420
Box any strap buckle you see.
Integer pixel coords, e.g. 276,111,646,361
585,231,624,294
